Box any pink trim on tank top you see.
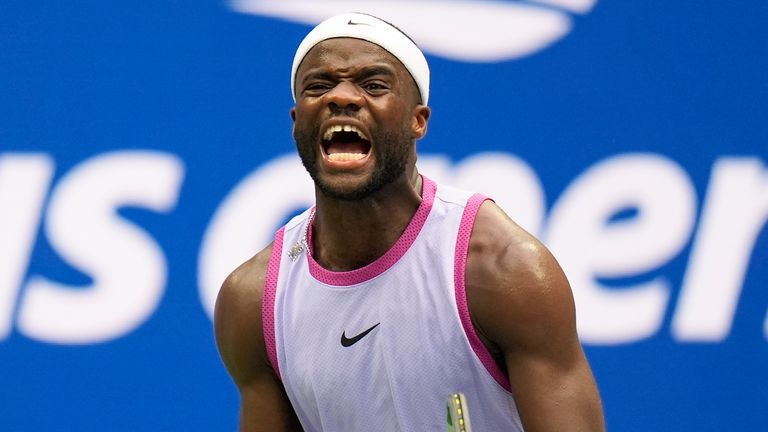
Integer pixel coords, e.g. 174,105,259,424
262,227,285,380
454,194,512,392
306,176,437,286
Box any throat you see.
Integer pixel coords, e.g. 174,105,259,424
310,210,408,272
310,175,425,271
312,226,393,271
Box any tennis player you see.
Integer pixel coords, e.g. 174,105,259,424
215,12,605,431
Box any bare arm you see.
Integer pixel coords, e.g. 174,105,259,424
214,244,302,431
466,201,605,431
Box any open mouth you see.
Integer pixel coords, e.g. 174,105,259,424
322,124,372,162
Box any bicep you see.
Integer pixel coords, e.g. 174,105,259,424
498,264,604,431
466,202,604,431
504,333,603,431
214,248,301,431
239,374,302,432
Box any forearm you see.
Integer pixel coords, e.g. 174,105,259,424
511,359,605,432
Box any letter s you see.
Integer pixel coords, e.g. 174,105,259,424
17,151,184,344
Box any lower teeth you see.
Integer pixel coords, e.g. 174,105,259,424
328,153,365,161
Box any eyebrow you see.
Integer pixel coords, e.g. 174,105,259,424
356,65,396,80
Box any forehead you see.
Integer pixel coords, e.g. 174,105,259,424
296,38,407,78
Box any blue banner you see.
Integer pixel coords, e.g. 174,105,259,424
2,1,766,430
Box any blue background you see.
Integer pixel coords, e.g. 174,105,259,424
1,1,767,430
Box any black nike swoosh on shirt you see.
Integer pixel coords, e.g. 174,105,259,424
340,322,380,347
347,19,373,26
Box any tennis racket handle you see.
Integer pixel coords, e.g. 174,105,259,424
446,392,472,432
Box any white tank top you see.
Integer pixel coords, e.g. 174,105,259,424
263,176,523,432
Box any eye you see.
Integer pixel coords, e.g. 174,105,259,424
362,81,389,93
303,82,332,95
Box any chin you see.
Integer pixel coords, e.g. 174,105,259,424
316,174,383,201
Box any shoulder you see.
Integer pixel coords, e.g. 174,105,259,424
217,242,274,314
465,200,577,351
214,242,276,386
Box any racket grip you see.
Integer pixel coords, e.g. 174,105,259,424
446,392,472,432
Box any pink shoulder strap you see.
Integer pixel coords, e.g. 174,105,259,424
454,194,512,392
262,227,285,379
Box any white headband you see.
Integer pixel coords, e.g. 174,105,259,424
291,12,430,105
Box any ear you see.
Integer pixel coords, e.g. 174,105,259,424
411,105,431,139
290,107,297,136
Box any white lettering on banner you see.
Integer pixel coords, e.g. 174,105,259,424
672,158,768,341
0,154,54,340
2,151,766,345
16,151,184,344
546,154,697,344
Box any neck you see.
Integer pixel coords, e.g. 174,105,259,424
311,171,423,271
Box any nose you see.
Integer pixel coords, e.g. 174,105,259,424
326,81,364,112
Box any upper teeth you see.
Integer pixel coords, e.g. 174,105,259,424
323,124,365,141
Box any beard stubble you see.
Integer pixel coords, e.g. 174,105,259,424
293,123,413,201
